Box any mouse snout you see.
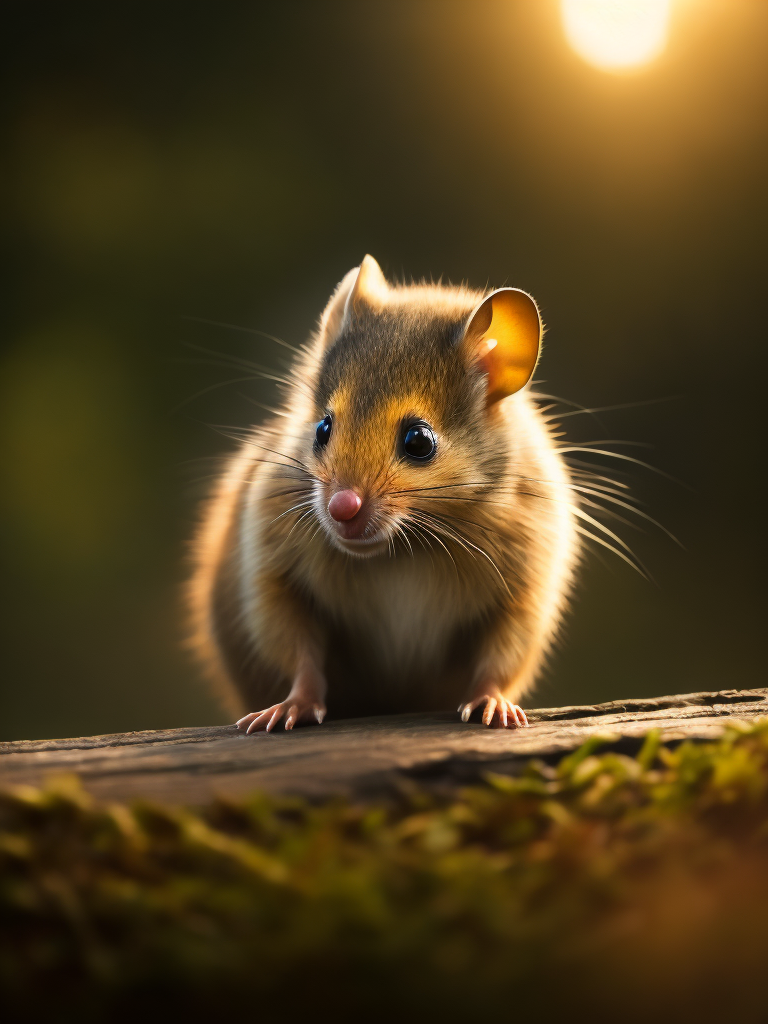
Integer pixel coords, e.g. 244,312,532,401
328,489,362,522
326,487,379,543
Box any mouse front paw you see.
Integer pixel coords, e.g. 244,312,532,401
458,689,528,729
236,699,326,734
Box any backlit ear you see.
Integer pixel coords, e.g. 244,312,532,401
319,266,359,344
462,288,542,404
319,255,389,347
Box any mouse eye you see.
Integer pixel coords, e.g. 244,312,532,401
315,414,332,449
402,421,437,462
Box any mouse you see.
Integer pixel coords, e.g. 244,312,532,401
189,255,578,731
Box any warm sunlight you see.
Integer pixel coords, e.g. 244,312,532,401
560,0,671,72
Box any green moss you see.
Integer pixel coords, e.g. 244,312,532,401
1,722,767,1023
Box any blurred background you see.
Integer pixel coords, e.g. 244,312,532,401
1,0,765,741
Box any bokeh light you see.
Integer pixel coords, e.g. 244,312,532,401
561,0,671,72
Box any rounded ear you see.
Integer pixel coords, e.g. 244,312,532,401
319,255,389,348
461,288,542,404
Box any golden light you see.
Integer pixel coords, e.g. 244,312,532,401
560,0,671,73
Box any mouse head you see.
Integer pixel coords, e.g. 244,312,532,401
307,256,542,557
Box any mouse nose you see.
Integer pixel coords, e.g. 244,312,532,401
328,489,362,522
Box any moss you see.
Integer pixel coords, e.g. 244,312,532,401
1,722,767,1023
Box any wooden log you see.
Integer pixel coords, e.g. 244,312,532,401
0,687,765,804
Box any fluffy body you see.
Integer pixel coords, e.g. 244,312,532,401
190,263,579,730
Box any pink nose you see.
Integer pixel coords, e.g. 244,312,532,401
328,489,362,522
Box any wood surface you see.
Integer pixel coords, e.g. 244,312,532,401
0,687,765,804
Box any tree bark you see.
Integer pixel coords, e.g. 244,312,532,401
0,688,765,804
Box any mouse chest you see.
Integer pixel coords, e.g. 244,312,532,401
328,561,481,672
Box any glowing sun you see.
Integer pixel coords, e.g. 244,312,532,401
561,0,671,73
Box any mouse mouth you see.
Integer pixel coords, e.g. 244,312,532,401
330,531,389,557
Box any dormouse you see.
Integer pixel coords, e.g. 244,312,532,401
190,256,578,731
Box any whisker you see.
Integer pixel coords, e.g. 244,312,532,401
402,487,657,551
558,439,654,450
235,392,291,419
220,453,311,477
391,479,663,544
181,317,301,354
236,438,314,475
530,391,607,428
413,505,510,542
269,499,315,525
570,484,681,545
560,448,687,486
567,457,631,479
576,495,645,534
263,488,315,504
284,507,316,544
404,516,459,580
169,373,293,416
400,477,660,579
393,522,415,558
549,395,680,420
388,481,494,497
568,475,633,496
390,472,663,545
575,527,649,579
177,342,297,379
177,339,315,405
410,509,513,596
569,506,651,579
399,518,434,562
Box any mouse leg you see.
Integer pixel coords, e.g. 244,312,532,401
237,658,327,734
458,604,549,728
228,569,329,734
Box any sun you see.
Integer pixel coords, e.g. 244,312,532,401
560,0,671,73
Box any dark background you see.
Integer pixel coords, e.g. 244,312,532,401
1,0,765,741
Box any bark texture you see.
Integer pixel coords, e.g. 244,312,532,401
1,688,765,804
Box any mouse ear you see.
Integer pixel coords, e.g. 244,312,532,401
320,256,389,347
461,288,542,404
320,266,359,344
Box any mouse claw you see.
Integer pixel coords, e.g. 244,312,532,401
481,698,498,726
510,703,529,728
459,691,528,730
237,697,327,734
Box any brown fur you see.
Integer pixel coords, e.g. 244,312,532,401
189,258,578,724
